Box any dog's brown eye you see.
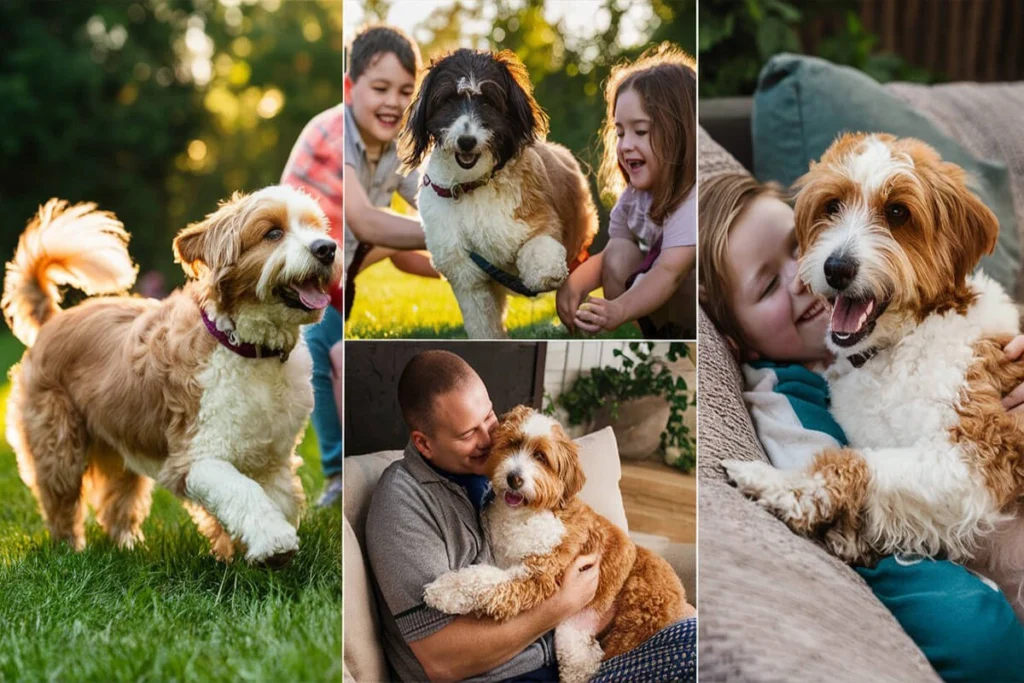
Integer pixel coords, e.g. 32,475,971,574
825,198,842,217
532,451,546,464
886,203,910,227
265,227,284,241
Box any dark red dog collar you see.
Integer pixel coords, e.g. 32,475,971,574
201,309,285,360
422,173,490,200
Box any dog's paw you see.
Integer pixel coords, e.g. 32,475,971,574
111,528,145,551
555,615,603,683
521,262,569,293
257,547,297,570
722,459,830,527
424,564,508,615
722,459,776,493
244,520,299,565
518,236,569,292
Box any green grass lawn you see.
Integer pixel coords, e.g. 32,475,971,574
345,259,643,339
0,334,342,682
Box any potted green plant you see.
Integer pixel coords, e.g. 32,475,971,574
546,342,695,473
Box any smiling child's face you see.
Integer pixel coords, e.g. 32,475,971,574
345,52,415,150
727,195,831,363
614,87,661,192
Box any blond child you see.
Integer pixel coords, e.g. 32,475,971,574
699,172,1024,680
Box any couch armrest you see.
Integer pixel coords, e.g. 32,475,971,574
660,542,696,607
632,532,696,606
699,97,754,173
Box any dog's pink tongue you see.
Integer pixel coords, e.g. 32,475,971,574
294,282,330,310
504,491,524,507
831,296,874,334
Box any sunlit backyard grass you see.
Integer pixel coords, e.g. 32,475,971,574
0,332,342,682
344,258,643,339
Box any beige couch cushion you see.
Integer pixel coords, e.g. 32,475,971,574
699,125,748,180
573,427,629,531
697,308,938,680
343,516,389,683
343,451,404,555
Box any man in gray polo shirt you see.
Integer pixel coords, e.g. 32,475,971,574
366,350,601,682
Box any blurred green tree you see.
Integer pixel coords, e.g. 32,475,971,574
698,0,936,97
0,0,341,286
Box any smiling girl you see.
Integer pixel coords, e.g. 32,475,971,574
556,44,697,337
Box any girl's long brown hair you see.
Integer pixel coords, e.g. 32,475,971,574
598,44,696,226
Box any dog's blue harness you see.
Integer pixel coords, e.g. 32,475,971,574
468,251,540,297
421,173,543,297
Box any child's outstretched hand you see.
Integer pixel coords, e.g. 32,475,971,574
557,281,586,333
574,296,626,334
1002,335,1024,412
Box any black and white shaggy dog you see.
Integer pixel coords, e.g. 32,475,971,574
400,49,598,338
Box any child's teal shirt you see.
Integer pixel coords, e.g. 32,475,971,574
743,360,1024,682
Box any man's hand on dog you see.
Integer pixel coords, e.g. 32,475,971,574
556,552,602,615
1003,335,1024,413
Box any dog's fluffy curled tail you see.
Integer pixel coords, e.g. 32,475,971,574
2,199,137,346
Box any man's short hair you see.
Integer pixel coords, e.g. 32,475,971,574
347,25,421,82
398,350,478,433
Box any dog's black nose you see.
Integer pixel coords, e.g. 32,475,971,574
824,254,858,291
506,472,523,491
310,239,336,266
457,135,477,152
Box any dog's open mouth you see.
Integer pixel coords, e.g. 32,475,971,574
276,279,330,312
503,491,525,507
829,294,889,347
456,152,480,170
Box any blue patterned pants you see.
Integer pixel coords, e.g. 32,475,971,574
591,618,697,683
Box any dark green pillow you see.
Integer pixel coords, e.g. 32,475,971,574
752,53,1019,293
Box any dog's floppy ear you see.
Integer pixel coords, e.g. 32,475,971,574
173,192,245,278
399,60,442,172
499,404,534,425
791,133,870,254
932,161,999,284
554,429,586,507
792,163,831,256
495,50,549,146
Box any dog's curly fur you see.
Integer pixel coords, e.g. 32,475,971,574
400,49,598,338
423,406,693,682
3,187,340,564
724,134,1024,621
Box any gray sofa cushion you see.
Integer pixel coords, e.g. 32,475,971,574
696,308,940,682
698,126,749,181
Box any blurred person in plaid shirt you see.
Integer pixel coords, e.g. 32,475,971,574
282,104,347,506
281,25,435,506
